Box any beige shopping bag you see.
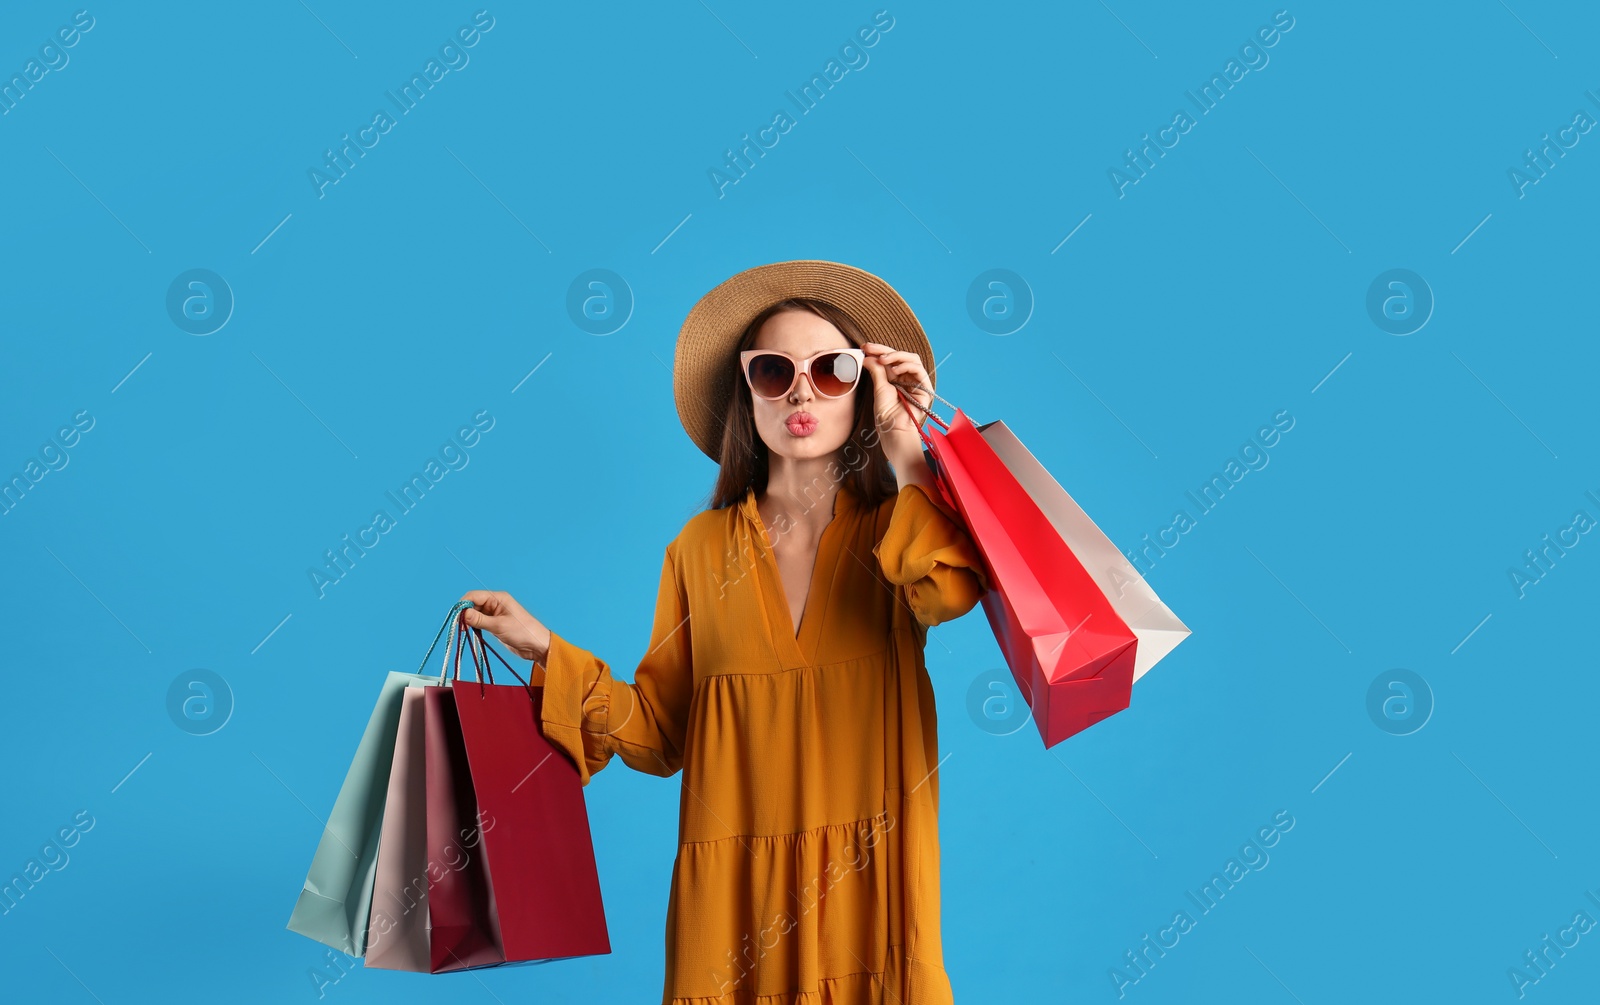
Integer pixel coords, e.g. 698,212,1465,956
363,688,431,971
978,419,1190,682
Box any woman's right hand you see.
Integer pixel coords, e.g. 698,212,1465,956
459,590,552,666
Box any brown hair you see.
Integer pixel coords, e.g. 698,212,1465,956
705,298,900,512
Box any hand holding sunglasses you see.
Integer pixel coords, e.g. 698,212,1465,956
858,342,935,462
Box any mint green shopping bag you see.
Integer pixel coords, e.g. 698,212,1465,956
285,602,468,955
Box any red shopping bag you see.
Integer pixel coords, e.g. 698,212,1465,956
451,628,611,962
423,684,505,972
370,609,610,975
905,392,1138,746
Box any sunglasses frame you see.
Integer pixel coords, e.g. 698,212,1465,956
739,347,867,400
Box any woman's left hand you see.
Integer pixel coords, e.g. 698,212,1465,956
861,341,932,465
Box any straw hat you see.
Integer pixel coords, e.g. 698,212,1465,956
673,259,936,461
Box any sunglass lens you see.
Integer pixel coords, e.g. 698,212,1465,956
748,353,796,398
812,352,861,397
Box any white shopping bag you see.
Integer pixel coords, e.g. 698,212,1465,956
977,420,1189,683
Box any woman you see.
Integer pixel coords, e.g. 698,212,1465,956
461,260,989,1004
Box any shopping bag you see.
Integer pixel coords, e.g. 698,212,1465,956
369,611,607,973
978,420,1190,683
451,628,611,963
424,682,505,972
904,393,1139,746
286,602,472,956
286,670,437,954
363,688,431,972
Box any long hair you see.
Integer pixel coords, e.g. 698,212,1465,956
706,298,901,513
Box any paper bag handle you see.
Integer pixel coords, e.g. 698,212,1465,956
440,604,536,690
415,600,474,676
469,627,535,694
893,381,956,454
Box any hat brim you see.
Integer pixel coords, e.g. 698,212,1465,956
674,260,935,461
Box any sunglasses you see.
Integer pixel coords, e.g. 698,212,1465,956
740,347,865,400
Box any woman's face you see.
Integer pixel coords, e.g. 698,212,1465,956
747,309,860,463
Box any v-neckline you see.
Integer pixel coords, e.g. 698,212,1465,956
744,483,853,666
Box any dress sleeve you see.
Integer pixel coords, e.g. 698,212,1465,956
535,542,694,786
873,481,991,627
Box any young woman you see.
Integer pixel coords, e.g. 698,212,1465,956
461,260,989,1004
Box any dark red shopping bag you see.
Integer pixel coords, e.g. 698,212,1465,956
450,628,611,963
422,685,505,972
405,611,611,975
907,394,1139,746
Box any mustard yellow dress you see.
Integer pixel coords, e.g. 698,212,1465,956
537,478,989,1004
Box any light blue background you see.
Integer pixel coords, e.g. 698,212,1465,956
2,2,1596,1002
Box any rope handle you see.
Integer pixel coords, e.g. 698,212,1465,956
448,609,511,687
472,628,535,693
446,608,473,682
416,600,474,676
451,611,482,685
447,604,540,696
433,604,492,686
413,600,538,699
891,380,967,513
891,379,957,453
452,616,494,694
458,621,539,702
